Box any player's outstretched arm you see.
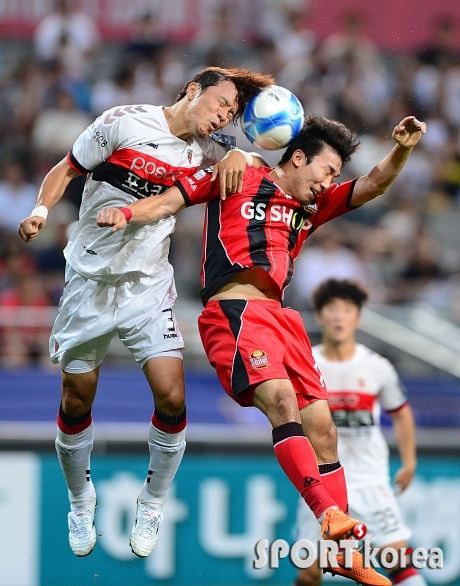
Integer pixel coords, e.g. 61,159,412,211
390,404,417,495
350,116,426,207
18,157,80,242
210,148,266,199
97,186,187,232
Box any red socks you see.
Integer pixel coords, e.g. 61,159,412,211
272,422,337,518
318,462,348,513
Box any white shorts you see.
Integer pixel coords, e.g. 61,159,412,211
296,482,412,548
50,265,184,371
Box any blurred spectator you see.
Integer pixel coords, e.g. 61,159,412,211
290,225,373,309
31,87,92,165
0,242,53,368
34,0,100,82
417,15,460,69
0,160,38,233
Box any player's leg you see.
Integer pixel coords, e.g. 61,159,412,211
380,541,427,586
117,274,186,557
300,400,348,513
253,379,338,518
51,267,116,556
128,353,187,557
55,361,102,557
349,484,426,586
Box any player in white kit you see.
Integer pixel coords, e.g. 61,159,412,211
18,67,274,558
295,279,427,586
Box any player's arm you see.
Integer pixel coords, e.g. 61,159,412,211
209,147,267,199
97,186,188,232
389,404,417,495
18,157,80,242
350,116,426,207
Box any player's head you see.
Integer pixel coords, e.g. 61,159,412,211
176,67,274,137
276,115,360,205
312,279,368,344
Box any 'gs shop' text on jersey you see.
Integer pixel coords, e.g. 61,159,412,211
65,104,230,282
175,166,358,304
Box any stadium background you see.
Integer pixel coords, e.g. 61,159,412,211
1,1,460,585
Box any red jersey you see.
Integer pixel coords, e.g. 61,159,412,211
175,166,358,305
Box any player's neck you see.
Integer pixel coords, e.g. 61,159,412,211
321,338,356,362
162,106,192,142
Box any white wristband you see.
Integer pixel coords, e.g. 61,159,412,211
30,205,49,220
232,148,254,167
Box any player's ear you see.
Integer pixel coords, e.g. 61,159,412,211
186,82,199,101
292,149,304,169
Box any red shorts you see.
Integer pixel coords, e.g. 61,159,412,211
198,299,328,408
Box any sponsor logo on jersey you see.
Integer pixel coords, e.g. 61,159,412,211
249,349,269,369
90,123,108,147
240,201,313,232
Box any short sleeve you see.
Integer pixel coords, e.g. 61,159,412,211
175,167,220,207
312,179,358,229
67,107,123,173
378,358,408,412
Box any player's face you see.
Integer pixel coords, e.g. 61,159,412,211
316,298,361,344
290,146,342,205
184,81,238,138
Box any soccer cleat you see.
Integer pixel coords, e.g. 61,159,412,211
68,503,97,557
129,500,164,557
321,508,367,541
325,549,392,586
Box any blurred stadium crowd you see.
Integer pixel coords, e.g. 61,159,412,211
0,0,460,368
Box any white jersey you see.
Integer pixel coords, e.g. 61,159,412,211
64,104,231,282
313,343,407,487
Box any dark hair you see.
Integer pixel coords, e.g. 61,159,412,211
176,67,274,121
312,279,368,311
278,114,361,167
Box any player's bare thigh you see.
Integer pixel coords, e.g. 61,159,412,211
300,400,338,463
143,356,185,415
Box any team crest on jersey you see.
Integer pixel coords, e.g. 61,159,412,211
187,148,193,164
249,349,270,369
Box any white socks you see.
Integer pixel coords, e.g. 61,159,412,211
138,422,186,510
55,423,95,510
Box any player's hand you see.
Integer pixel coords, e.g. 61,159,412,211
393,465,415,495
18,216,46,242
392,116,426,148
210,149,246,199
97,208,128,232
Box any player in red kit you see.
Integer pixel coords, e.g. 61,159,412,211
97,114,426,585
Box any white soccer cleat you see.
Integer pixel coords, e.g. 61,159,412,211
68,503,97,557
129,500,164,557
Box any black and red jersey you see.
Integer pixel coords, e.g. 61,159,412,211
176,166,358,305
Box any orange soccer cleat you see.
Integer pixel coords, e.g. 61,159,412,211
325,549,392,586
321,508,367,541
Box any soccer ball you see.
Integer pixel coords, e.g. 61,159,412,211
241,85,304,150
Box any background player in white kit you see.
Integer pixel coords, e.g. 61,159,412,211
295,279,427,586
18,66,274,558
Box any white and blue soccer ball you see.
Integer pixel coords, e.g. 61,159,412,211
241,85,304,150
